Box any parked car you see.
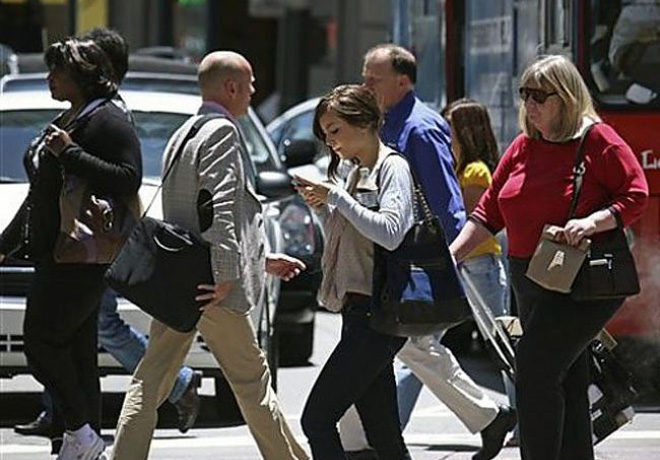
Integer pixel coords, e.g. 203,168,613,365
2,56,321,366
0,43,16,77
267,97,327,181
0,76,299,421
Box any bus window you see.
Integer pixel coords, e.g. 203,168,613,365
543,0,571,52
587,0,660,106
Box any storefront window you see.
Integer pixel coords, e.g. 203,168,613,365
175,0,208,61
587,0,660,106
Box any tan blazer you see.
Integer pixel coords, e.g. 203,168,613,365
161,111,265,315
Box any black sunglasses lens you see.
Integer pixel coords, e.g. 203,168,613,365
519,88,551,103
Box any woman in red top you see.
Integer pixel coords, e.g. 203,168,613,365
449,55,648,460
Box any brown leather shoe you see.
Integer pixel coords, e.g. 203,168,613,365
174,371,202,433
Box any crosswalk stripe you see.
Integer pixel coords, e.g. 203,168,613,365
1,429,659,455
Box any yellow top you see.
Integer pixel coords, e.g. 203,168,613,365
458,161,501,258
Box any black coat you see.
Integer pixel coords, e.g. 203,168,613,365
0,100,142,260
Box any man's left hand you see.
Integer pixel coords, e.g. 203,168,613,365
266,253,306,281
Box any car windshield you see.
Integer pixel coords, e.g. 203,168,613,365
0,109,278,183
271,110,315,156
0,77,199,95
586,0,660,107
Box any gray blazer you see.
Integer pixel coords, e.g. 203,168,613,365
161,111,265,315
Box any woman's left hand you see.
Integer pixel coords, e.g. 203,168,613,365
44,124,72,157
563,217,596,246
294,175,332,208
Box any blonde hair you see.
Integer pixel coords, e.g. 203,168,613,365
518,55,600,141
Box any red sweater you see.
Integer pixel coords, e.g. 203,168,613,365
472,123,649,258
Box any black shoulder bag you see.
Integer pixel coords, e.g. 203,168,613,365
370,154,472,337
105,115,221,333
569,125,640,301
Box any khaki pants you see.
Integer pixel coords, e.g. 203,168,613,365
110,306,308,460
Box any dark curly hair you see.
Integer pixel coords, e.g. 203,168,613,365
80,28,128,84
313,84,383,180
45,38,117,100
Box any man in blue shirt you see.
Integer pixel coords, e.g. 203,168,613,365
339,44,515,460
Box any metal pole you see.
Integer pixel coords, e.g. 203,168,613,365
68,0,77,36
158,0,174,46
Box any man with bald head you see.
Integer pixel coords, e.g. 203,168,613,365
109,51,309,460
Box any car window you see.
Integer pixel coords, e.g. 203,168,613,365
0,76,199,95
275,111,315,155
1,108,278,184
121,78,199,95
237,117,278,173
131,112,189,183
0,109,56,182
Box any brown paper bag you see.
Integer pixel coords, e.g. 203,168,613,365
526,225,591,293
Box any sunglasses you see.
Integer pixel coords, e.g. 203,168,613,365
519,87,558,104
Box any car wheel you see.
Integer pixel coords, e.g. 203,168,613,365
213,375,243,425
279,318,314,366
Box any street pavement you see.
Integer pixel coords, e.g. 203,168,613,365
1,311,658,459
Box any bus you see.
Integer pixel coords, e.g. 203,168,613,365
394,0,659,346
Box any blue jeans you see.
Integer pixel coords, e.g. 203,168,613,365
461,253,508,317
42,289,193,420
97,289,193,403
301,295,410,460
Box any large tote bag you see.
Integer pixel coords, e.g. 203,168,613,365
370,155,471,337
105,115,220,333
105,216,212,333
54,175,139,264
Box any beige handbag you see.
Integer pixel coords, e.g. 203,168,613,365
526,224,591,293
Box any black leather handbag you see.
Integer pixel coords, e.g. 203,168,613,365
105,216,212,333
370,156,471,337
568,124,640,301
105,115,220,333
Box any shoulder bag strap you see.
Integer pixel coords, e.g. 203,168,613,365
567,123,598,220
382,149,435,227
141,114,224,218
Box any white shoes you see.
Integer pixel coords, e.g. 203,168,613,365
56,426,105,460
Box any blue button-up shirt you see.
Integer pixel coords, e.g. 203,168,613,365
380,91,466,242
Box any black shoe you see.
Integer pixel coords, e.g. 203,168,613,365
174,371,202,433
13,411,52,437
345,449,379,460
473,406,517,460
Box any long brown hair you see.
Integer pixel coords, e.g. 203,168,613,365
445,98,499,175
313,84,382,180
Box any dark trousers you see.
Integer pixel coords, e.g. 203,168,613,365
23,256,107,434
509,258,623,460
301,295,410,460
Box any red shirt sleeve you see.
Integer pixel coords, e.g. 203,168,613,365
590,138,648,227
470,135,522,234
